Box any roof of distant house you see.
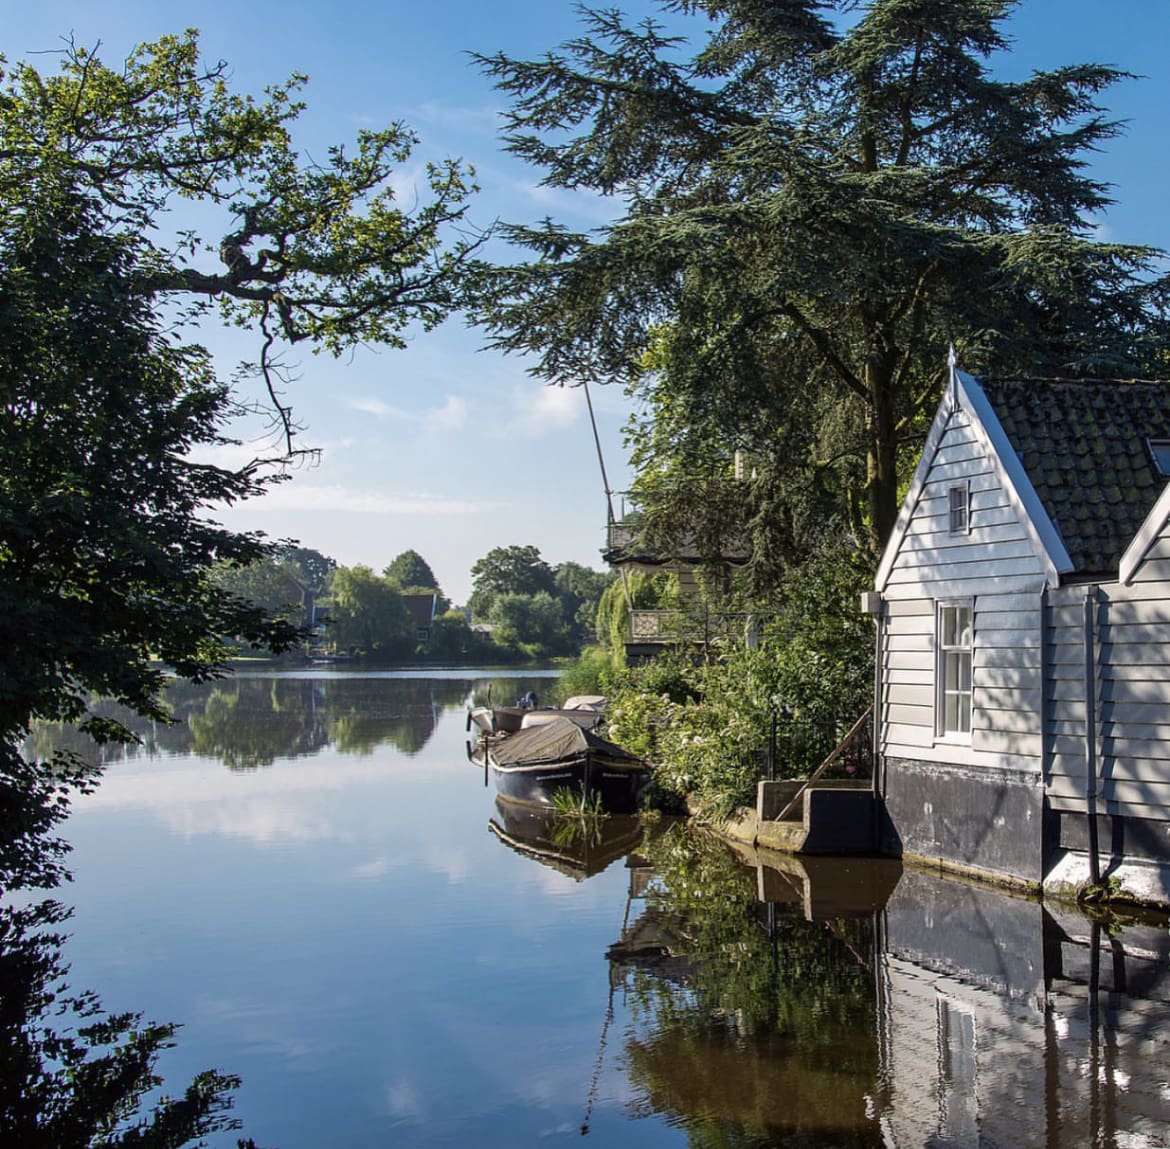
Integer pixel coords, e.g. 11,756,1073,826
400,592,437,630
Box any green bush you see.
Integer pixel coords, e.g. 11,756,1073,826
552,644,624,704
604,535,874,819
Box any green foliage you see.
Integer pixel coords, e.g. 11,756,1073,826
211,558,311,653
0,189,297,742
278,546,337,595
0,30,479,737
0,33,483,367
468,544,558,619
549,785,608,818
427,609,496,663
466,546,612,658
607,537,873,817
553,644,624,705
553,560,616,643
476,1,1170,573
488,590,572,657
321,565,414,656
595,570,676,656
384,549,449,612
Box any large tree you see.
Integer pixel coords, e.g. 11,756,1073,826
476,1,1170,573
0,191,295,738
0,33,480,1145
0,32,481,740
322,566,414,656
384,548,449,611
0,32,484,455
468,544,558,618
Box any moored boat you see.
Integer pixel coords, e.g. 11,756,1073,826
467,693,606,736
469,715,650,813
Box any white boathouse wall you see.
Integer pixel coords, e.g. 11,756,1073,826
1045,525,1170,823
880,406,1048,771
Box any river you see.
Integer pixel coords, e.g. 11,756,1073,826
19,669,1170,1148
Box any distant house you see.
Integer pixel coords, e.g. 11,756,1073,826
871,360,1170,902
401,592,438,644
603,508,751,661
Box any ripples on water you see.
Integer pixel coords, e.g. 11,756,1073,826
16,670,1170,1148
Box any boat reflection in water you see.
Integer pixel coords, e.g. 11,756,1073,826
487,796,645,881
614,830,1170,1148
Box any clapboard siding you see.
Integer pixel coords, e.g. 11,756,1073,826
1041,542,1170,819
886,683,934,708
1043,590,1091,812
885,555,1046,593
880,407,1047,771
1096,558,1170,818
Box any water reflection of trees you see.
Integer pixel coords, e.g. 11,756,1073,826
617,827,882,1147
28,673,528,771
0,746,250,1147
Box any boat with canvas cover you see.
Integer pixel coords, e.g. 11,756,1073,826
470,715,650,812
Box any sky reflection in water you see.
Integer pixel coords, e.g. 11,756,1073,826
39,670,1170,1148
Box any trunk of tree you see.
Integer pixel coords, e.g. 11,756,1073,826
866,357,900,556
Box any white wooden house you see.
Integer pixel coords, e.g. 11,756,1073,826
871,361,1170,902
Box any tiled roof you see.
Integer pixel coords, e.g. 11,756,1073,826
980,378,1170,577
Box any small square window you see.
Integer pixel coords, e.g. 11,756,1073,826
948,485,970,535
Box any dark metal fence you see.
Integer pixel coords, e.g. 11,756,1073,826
763,709,874,784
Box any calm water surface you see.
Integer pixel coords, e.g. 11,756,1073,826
39,670,1170,1147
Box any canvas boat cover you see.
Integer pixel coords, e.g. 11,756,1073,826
487,716,644,768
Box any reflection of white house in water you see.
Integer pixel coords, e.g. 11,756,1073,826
617,841,1170,1146
872,867,1170,1147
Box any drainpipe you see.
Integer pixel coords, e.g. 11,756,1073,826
1083,587,1100,885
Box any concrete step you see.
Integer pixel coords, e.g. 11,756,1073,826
756,818,807,854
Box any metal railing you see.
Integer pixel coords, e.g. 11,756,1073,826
775,708,874,822
627,609,753,644
608,520,642,551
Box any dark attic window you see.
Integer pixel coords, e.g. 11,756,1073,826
1148,438,1170,477
948,484,970,535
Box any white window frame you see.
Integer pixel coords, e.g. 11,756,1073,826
948,482,971,536
936,600,973,741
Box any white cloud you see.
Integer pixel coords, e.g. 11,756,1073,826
230,484,501,515
410,100,501,135
345,393,469,431
347,397,413,419
510,383,582,436
425,395,470,431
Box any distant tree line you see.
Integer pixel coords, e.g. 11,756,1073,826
212,543,615,662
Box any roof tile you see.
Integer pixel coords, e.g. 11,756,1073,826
979,379,1170,577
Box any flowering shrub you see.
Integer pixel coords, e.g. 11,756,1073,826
605,538,874,819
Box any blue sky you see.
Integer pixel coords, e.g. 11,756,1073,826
6,2,1170,604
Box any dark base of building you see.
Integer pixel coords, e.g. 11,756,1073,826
879,756,1170,906
879,756,1049,885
